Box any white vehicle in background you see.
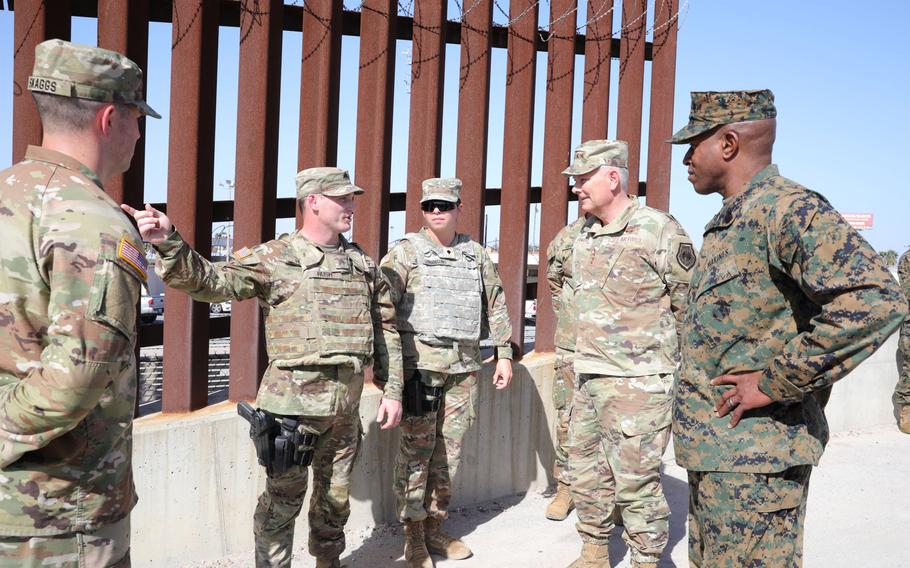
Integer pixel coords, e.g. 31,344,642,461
210,301,232,314
524,299,537,323
140,286,163,324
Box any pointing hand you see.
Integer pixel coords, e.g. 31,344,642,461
121,203,172,244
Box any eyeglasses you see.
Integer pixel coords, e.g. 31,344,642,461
421,200,457,213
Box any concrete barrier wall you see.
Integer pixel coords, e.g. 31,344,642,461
131,337,901,566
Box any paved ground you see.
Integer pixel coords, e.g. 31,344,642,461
185,425,910,568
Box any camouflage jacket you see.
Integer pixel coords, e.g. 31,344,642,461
674,165,907,472
0,146,142,536
573,196,694,377
379,228,512,377
154,230,403,413
546,216,592,352
899,250,910,299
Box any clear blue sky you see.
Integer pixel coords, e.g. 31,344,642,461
1,1,908,253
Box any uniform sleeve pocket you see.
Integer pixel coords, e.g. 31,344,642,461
87,258,142,342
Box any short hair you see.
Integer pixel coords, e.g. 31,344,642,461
599,165,629,190
615,166,629,190
32,92,120,133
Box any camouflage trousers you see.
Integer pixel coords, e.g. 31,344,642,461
0,515,129,568
894,319,910,405
552,348,576,485
567,373,672,564
253,369,364,567
394,370,478,522
687,465,812,568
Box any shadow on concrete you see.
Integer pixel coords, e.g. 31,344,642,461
342,493,533,567
606,471,688,568
346,360,556,564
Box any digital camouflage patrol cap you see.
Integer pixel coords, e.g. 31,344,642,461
28,39,161,119
668,89,776,144
562,139,629,176
421,177,462,203
296,167,364,199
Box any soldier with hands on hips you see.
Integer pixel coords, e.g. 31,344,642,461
669,89,906,566
0,39,159,567
123,167,403,568
379,178,512,568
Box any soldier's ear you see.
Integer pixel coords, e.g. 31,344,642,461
98,104,117,138
720,128,739,161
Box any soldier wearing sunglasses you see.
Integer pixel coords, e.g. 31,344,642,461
377,178,513,568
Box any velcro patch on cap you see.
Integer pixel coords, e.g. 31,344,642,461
118,237,148,281
27,76,61,95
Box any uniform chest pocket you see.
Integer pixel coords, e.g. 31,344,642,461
690,262,750,348
602,248,652,301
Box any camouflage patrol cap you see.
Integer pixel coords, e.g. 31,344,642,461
669,89,776,144
28,39,160,119
296,167,364,199
420,177,462,203
562,140,629,176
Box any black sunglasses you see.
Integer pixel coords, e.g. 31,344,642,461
421,200,457,213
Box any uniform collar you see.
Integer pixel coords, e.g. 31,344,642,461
291,232,350,266
24,145,104,189
418,227,468,248
587,194,639,236
704,164,780,233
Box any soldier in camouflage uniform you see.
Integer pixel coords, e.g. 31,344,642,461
896,250,910,433
543,214,590,521
669,89,907,566
379,178,513,568
123,168,404,568
564,140,694,568
0,40,159,567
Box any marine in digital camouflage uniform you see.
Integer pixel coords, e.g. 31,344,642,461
379,178,512,568
123,168,404,568
564,140,694,568
669,89,907,567
895,250,910,433
543,214,591,521
0,39,159,568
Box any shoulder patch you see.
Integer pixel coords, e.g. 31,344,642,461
117,237,148,281
676,242,696,271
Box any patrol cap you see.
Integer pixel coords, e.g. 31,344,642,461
28,39,160,119
669,89,776,144
420,177,462,203
296,167,364,199
562,140,628,176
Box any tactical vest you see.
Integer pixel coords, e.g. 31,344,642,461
396,232,483,345
265,241,374,367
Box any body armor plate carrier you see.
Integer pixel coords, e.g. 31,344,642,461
265,242,374,368
396,232,483,346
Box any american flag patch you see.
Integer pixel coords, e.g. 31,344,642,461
118,237,148,281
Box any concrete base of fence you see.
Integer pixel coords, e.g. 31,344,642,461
131,334,901,566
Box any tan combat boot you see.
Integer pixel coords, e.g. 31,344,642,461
566,542,611,568
899,405,910,434
546,482,575,521
314,558,343,568
424,516,472,560
404,521,434,568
